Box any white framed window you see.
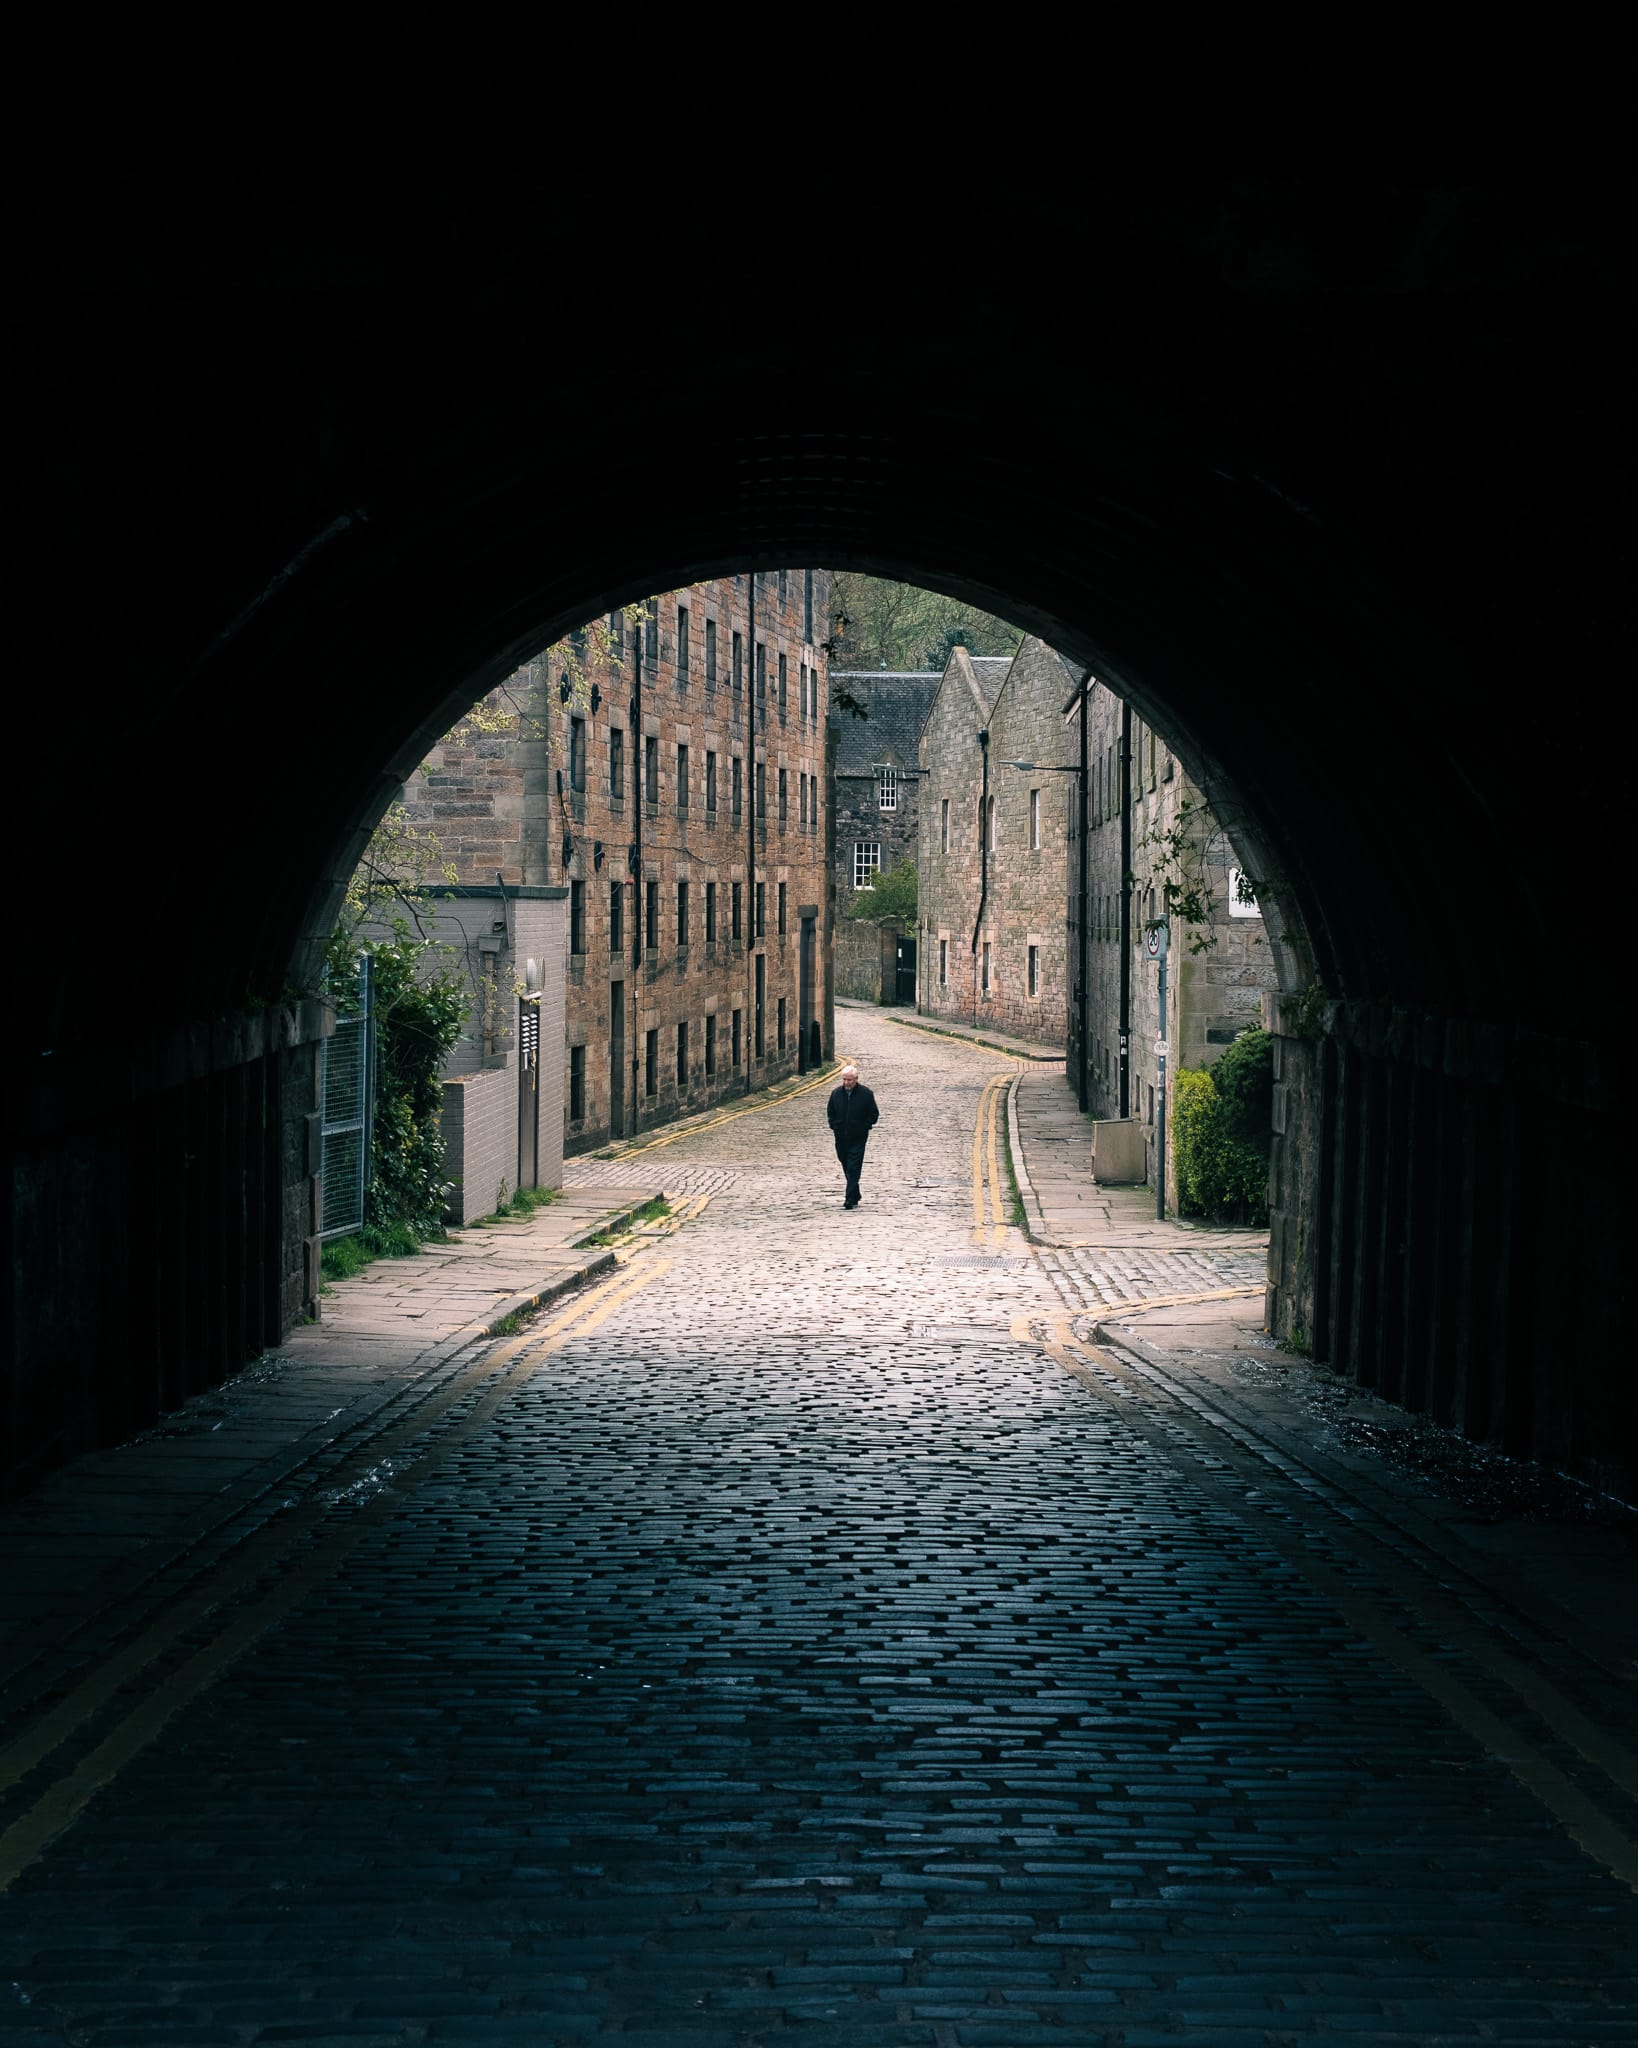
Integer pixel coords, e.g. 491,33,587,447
852,841,882,890
1030,787,1041,850
941,797,950,851
877,765,898,811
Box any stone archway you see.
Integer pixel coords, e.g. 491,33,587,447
8,174,1630,1498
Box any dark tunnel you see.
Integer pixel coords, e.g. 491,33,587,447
6,172,1632,1498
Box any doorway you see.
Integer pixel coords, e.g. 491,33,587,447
609,979,626,1137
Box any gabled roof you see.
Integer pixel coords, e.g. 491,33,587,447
829,670,944,775
968,655,1012,713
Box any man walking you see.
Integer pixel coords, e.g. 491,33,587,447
827,1062,880,1209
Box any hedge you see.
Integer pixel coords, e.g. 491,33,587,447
1173,1027,1273,1224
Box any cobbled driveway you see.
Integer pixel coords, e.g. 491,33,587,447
2,1014,1636,2046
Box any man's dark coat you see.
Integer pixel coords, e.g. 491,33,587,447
827,1082,880,1143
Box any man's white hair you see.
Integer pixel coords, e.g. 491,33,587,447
841,1062,860,1077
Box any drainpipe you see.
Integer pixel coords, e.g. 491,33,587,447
970,726,990,1026
745,574,757,1095
1077,682,1090,1113
630,616,642,1136
1118,701,1132,1119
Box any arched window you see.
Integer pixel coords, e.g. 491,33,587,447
986,794,997,850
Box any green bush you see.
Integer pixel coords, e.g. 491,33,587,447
1174,1028,1272,1224
846,858,917,922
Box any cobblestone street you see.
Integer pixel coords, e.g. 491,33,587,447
3,1012,1636,2046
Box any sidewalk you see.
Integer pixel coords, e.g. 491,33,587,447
1008,1063,1267,1255
0,1181,660,1699
840,997,1066,1065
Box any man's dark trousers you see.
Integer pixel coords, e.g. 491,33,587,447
835,1134,868,1207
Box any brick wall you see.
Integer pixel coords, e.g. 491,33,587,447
390,572,833,1156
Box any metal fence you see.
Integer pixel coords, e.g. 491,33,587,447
319,954,373,1240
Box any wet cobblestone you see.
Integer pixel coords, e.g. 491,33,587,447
2,1016,1636,2045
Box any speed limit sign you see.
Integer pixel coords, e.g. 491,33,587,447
1143,921,1167,963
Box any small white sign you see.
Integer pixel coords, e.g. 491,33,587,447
1155,1037,1167,1057
1228,867,1260,920
1143,922,1167,962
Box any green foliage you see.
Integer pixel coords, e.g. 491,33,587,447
1173,1030,1273,1224
320,1235,372,1282
827,573,1021,675
846,858,918,923
365,930,467,1238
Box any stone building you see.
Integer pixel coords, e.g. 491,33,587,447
916,640,1079,1048
1067,677,1277,1203
830,669,941,1002
393,571,833,1160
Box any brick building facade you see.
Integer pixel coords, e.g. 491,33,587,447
916,640,1078,1048
1068,678,1277,1203
394,571,833,1158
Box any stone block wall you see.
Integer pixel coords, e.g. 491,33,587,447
918,641,1070,1049
440,1066,516,1225
836,918,900,1004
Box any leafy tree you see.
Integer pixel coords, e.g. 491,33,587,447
1172,1029,1273,1225
846,858,918,923
827,573,1021,675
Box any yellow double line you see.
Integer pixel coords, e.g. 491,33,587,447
971,1072,1014,1245
0,1252,670,1892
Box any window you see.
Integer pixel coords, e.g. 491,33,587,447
939,937,949,986
644,878,658,950
981,941,991,993
675,604,689,680
799,772,808,827
778,768,787,824
676,879,689,947
756,761,766,819
705,616,717,688
853,841,882,890
609,725,625,798
778,567,788,606
755,880,766,938
567,717,587,793
803,567,814,643
777,651,787,717
732,1007,743,1068
645,1028,657,1099
644,735,658,805
731,881,743,941
986,794,997,850
676,743,689,811
756,642,766,705
732,629,743,695
644,608,658,664
1030,787,1040,849
705,880,717,943
608,608,623,648
1028,944,1040,997
609,879,624,953
777,995,787,1053
732,755,743,818
705,1013,716,1077
877,765,898,811
941,797,950,852
569,879,585,955
800,662,810,718
676,1019,688,1087
777,880,787,935
705,750,717,812
569,1044,586,1122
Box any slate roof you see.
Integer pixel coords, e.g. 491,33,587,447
829,671,944,774
968,655,1013,714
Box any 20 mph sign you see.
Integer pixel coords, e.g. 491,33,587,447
1143,922,1168,963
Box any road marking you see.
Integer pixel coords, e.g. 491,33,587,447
971,1073,1017,1243
594,1066,840,1161
1023,1311,1638,1894
0,1253,672,1893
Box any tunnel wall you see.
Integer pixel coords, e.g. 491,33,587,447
7,1005,327,1500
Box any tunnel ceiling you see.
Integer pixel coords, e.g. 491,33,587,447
11,172,1632,1058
